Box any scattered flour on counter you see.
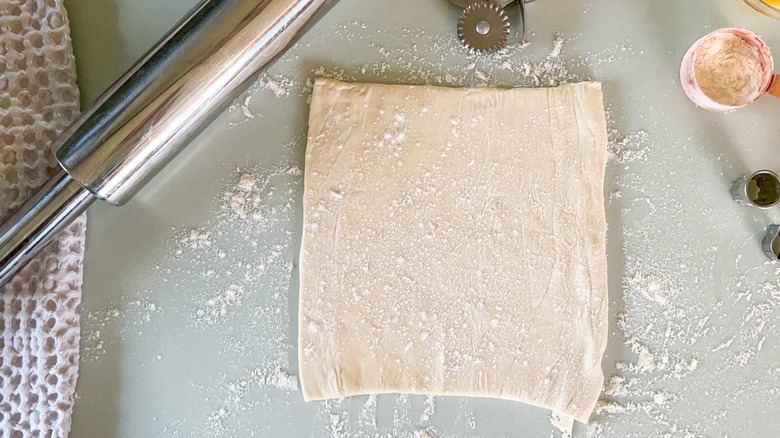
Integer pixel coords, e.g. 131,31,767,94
222,173,264,220
184,162,302,436
175,228,213,253
392,395,412,437
262,74,294,98
80,299,161,361
603,376,630,397
83,146,305,436
203,364,300,434
266,366,299,390
518,33,574,87
549,33,565,58
285,164,303,176
85,15,780,438
594,400,633,416
290,25,593,97
236,173,256,191
625,337,657,373
81,326,107,360
193,284,244,326
413,429,440,438
652,392,669,406
330,410,348,438
419,395,436,423
608,190,622,202
358,395,378,432
626,271,670,306
591,207,780,437
549,413,573,438
454,401,477,431
240,96,254,119
314,399,350,438
606,129,650,164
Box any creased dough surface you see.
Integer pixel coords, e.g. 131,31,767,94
298,78,608,423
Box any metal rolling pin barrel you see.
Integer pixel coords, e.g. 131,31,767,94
0,0,335,286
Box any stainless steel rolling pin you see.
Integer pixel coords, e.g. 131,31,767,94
0,0,335,286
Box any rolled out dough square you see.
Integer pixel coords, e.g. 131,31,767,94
298,78,609,423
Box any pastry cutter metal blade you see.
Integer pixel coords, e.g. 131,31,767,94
450,0,531,54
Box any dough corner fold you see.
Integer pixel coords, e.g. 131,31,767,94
298,78,609,424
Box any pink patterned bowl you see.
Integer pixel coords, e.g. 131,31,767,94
680,28,778,111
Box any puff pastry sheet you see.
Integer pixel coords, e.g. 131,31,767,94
299,78,609,423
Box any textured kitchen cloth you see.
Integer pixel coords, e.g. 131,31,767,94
0,0,86,436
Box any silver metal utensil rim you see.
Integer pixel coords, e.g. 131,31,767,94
736,170,780,209
762,224,780,260
457,1,510,55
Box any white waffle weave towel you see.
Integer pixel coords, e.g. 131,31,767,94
0,0,86,436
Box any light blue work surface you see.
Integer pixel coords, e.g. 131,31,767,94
64,0,780,436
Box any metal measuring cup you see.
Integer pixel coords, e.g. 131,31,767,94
731,170,780,208
732,171,780,261
763,225,780,260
